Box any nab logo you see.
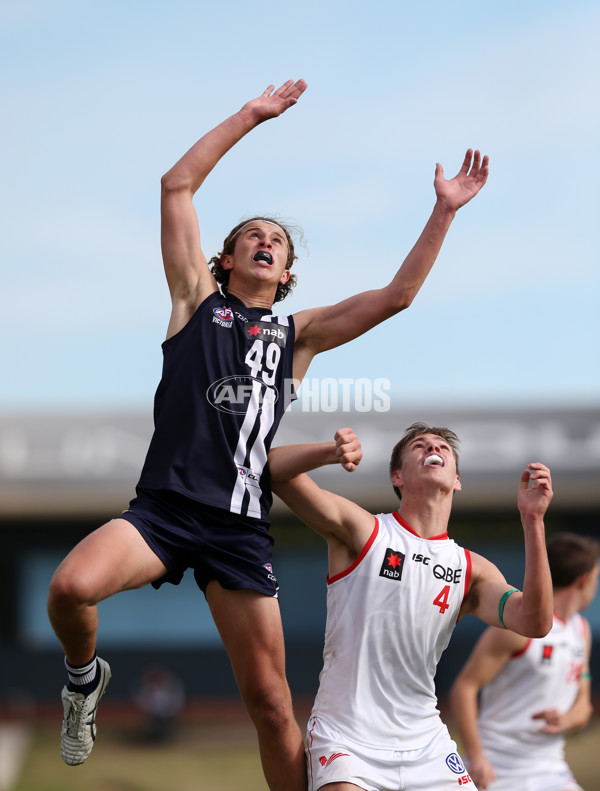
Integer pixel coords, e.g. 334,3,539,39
246,321,289,347
542,644,554,664
379,548,405,581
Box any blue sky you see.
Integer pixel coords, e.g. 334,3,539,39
2,0,598,413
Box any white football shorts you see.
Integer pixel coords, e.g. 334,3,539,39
306,715,476,791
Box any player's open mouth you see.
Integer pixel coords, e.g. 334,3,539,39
253,251,273,265
423,454,444,467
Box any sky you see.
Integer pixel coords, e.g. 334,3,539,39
2,0,599,415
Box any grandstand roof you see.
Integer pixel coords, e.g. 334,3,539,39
0,406,598,518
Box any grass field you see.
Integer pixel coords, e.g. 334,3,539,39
6,707,600,791
12,722,265,791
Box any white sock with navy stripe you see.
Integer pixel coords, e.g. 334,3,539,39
65,653,99,694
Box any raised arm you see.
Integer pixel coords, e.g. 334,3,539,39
449,626,528,789
269,429,374,574
160,79,307,339
461,463,554,638
292,149,489,380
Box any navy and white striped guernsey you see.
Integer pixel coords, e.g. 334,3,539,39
136,291,296,520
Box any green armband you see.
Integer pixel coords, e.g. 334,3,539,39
498,588,519,628
580,672,592,680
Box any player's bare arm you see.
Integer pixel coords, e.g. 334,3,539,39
269,427,362,481
292,149,489,381
450,626,527,789
461,463,553,637
270,429,373,574
161,79,307,339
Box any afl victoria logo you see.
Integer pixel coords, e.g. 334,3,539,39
213,307,234,320
207,375,279,414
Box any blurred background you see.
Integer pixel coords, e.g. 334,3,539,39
1,406,599,708
1,0,599,788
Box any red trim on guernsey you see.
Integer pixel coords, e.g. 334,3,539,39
456,549,473,624
511,638,532,658
327,517,379,585
554,611,566,626
392,512,448,540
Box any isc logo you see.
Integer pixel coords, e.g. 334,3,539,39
458,775,472,785
412,553,430,565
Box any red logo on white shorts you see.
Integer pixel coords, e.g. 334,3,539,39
319,752,349,767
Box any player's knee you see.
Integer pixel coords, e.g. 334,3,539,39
244,682,294,735
48,567,95,611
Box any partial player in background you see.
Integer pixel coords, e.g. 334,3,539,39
47,76,488,791
450,532,599,791
269,422,554,791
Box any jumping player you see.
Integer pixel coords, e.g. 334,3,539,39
47,78,488,791
269,423,554,791
450,532,599,791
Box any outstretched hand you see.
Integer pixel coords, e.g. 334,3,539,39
333,428,362,472
517,462,553,520
434,149,489,212
242,79,308,124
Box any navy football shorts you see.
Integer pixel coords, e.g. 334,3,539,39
119,488,278,597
